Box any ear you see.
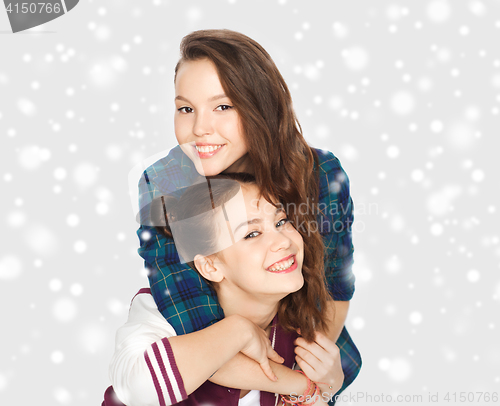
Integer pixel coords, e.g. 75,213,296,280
193,254,224,283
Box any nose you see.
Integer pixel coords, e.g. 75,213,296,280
193,110,213,137
269,228,292,253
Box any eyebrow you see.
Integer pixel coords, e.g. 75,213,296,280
234,207,285,234
175,94,229,103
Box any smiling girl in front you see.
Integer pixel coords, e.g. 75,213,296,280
109,174,344,406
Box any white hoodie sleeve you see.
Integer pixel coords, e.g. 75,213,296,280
109,292,188,406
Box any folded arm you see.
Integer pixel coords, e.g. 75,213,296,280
109,293,308,406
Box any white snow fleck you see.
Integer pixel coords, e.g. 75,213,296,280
469,1,486,16
0,256,23,280
186,7,202,23
17,98,37,116
340,144,358,161
53,167,67,181
73,240,87,254
303,64,320,80
409,311,423,325
459,26,470,36
426,185,461,216
73,163,98,188
94,25,111,41
390,214,405,232
426,0,452,23
471,169,485,182
341,46,369,71
411,169,424,182
386,145,400,158
96,202,109,215
430,120,444,133
52,298,77,322
54,386,72,404
351,317,365,330
78,324,108,354
467,269,480,283
390,91,415,115
66,214,80,227
18,145,51,170
7,211,26,228
0,373,7,391
49,278,62,292
430,223,444,236
378,358,391,371
70,283,84,296
107,298,127,315
387,358,412,382
465,105,481,121
332,21,349,39
385,255,401,273
51,350,64,364
443,347,457,361
26,225,58,256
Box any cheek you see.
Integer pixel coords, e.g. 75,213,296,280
174,116,191,141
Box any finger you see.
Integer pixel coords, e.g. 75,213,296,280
267,347,284,364
295,338,329,363
294,345,322,371
259,359,278,382
294,354,317,381
313,331,338,353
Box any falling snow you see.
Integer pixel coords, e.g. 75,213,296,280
1,1,498,405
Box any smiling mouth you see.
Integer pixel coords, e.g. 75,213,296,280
267,254,296,273
192,144,225,158
195,144,224,153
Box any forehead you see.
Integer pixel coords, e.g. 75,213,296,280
241,184,279,217
175,59,221,89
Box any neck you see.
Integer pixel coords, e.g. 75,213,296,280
222,153,254,175
217,285,280,329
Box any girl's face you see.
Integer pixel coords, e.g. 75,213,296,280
212,184,305,300
174,58,252,176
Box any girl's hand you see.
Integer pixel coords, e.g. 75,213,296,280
294,331,344,399
238,316,284,382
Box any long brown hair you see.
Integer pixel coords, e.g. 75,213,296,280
173,29,332,340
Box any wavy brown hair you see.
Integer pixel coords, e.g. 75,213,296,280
152,173,331,341
172,29,333,340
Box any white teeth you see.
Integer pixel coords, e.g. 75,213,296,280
195,145,223,153
269,257,295,272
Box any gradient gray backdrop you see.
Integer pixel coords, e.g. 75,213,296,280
1,1,499,405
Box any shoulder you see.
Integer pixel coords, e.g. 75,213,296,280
312,148,345,177
115,292,177,345
143,145,192,180
311,148,350,197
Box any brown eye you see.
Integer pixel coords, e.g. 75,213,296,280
216,105,233,111
276,218,289,228
244,231,260,240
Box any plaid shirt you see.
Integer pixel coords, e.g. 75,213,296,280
137,146,361,399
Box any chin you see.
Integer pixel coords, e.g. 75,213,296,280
196,162,228,177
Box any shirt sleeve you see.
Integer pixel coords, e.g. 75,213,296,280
316,149,356,301
137,163,225,334
109,293,188,406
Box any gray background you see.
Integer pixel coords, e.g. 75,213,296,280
1,0,499,405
